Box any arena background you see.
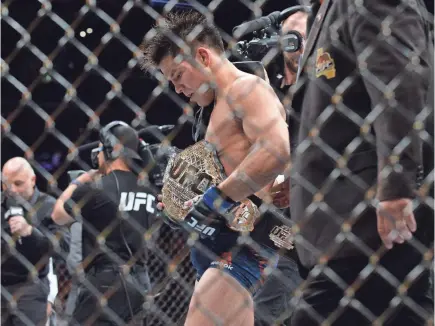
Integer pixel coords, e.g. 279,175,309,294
2,0,434,325
3,1,306,324
2,0,433,192
2,0,299,193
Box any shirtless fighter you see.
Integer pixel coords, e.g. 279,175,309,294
140,11,290,326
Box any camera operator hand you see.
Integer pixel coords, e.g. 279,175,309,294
8,215,32,237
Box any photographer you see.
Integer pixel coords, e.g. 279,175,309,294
280,11,308,88
52,121,156,325
1,157,58,325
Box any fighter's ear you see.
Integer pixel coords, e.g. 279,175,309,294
196,47,210,66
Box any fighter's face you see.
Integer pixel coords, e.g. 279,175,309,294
2,168,35,201
281,12,308,86
159,48,215,107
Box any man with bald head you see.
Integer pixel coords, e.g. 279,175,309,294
2,157,37,201
1,157,60,326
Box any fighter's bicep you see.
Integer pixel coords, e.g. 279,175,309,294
241,112,286,147
227,75,287,143
240,93,287,144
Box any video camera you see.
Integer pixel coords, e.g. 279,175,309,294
70,124,176,188
231,5,311,89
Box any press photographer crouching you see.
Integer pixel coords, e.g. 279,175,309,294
1,157,57,325
52,121,156,325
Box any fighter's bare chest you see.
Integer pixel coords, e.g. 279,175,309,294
204,108,245,151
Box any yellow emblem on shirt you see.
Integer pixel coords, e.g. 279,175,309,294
315,48,336,79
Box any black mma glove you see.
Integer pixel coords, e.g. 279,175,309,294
183,186,238,239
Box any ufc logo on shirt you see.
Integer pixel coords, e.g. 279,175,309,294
119,192,155,213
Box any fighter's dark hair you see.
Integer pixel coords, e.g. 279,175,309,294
139,10,225,71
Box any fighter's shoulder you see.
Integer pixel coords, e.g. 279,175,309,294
233,72,270,90
227,73,274,103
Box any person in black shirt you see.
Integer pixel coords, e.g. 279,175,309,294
52,121,156,325
1,157,58,325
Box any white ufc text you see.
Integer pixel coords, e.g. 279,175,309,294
119,192,155,213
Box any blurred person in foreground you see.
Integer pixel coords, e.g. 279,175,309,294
1,157,58,325
290,0,434,325
141,10,291,326
52,121,155,325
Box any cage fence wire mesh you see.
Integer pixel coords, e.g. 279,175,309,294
1,0,434,325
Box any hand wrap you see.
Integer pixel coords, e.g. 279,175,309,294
183,186,238,238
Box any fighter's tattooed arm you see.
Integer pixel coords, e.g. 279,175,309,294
218,75,291,202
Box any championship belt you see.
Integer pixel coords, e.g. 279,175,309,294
250,210,297,260
268,224,294,251
161,140,260,232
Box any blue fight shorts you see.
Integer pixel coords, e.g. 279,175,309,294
190,228,276,295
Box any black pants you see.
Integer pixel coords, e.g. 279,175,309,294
1,277,49,326
291,243,433,326
254,257,302,326
71,266,147,326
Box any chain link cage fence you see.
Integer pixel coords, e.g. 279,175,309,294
1,0,434,325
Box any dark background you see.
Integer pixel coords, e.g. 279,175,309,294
1,0,300,193
2,0,434,194
1,2,433,324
